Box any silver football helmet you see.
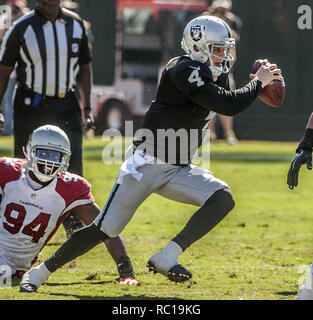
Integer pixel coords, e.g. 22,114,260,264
25,125,71,183
181,15,235,77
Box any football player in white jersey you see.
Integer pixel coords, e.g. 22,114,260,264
0,125,137,287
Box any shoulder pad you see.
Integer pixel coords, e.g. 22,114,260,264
56,173,93,207
0,157,25,190
174,57,212,79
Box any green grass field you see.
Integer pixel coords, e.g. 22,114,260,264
1,136,313,300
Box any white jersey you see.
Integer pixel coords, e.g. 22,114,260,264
0,157,94,272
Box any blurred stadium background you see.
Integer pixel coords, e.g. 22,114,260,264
0,0,310,141
1,1,313,300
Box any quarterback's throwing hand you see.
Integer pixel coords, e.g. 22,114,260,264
287,150,312,189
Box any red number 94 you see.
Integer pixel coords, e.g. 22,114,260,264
3,203,51,243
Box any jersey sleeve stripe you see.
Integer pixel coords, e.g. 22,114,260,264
63,198,94,214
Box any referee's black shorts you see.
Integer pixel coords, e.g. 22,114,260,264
13,86,83,176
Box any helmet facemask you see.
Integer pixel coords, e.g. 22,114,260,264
25,125,71,183
27,147,70,183
204,39,235,77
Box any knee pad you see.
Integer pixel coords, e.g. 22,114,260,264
204,188,235,213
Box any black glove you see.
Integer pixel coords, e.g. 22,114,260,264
287,150,312,189
287,128,313,190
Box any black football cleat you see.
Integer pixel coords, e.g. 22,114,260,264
167,264,192,282
147,260,192,283
20,282,38,293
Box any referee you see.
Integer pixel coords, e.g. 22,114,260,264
0,0,94,236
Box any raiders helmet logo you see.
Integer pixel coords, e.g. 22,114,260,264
190,25,202,42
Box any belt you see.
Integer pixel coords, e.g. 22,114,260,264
19,86,75,99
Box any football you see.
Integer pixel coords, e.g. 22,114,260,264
251,59,285,107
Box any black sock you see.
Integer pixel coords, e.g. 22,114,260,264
45,224,109,272
172,189,235,251
117,256,135,278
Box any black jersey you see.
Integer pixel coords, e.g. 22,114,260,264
134,55,262,165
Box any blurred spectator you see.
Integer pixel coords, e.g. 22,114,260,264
60,0,95,51
0,0,30,136
204,0,242,145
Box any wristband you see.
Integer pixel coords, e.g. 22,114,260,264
296,128,313,153
84,106,91,112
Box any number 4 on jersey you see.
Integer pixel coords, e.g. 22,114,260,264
188,67,204,87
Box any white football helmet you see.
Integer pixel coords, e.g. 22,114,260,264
25,125,71,183
181,15,235,77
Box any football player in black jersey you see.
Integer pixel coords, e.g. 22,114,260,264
20,15,283,292
287,113,313,300
287,112,313,190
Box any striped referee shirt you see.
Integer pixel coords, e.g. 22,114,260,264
0,8,91,97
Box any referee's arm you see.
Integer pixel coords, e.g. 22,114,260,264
76,23,94,133
77,62,93,132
